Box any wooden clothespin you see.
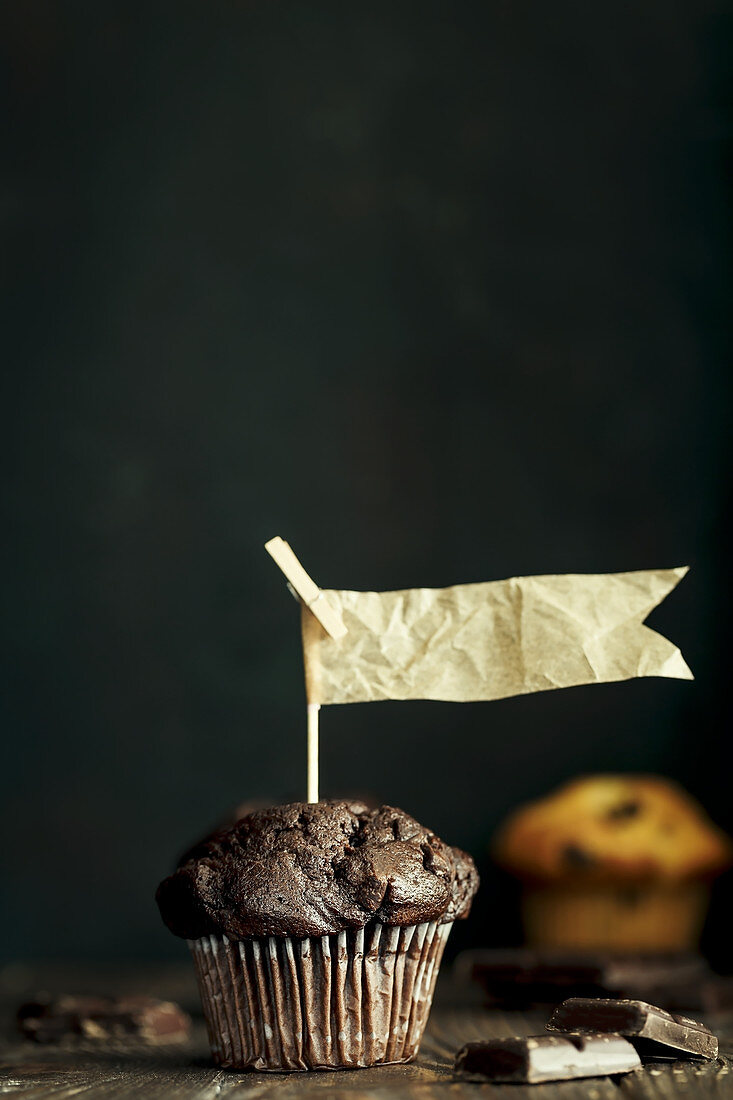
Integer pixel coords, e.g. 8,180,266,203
264,537,347,640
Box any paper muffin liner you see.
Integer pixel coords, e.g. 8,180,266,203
189,919,452,1072
521,883,710,953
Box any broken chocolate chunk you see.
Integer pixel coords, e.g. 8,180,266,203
17,995,191,1045
455,1033,641,1083
547,997,718,1059
455,948,713,1010
698,977,733,1015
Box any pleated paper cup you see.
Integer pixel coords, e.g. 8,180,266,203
189,919,452,1072
521,883,711,952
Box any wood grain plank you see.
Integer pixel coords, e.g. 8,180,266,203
3,964,733,1098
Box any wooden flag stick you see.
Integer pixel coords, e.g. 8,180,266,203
265,537,344,804
307,703,320,803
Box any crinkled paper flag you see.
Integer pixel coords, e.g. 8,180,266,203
301,567,692,705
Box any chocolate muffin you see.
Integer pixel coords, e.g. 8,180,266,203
157,800,478,1071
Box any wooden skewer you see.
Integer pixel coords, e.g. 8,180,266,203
307,703,320,803
265,537,344,803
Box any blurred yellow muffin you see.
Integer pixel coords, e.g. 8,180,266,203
494,776,732,952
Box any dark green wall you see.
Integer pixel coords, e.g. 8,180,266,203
3,2,731,963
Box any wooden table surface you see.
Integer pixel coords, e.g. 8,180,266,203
1,961,731,1098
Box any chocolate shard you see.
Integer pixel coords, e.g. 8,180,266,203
547,997,718,1060
17,995,191,1045
699,977,733,1015
455,1033,641,1083
456,948,712,1011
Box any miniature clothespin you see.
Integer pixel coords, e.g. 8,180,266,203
264,537,347,639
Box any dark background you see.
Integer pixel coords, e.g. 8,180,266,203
2,3,731,966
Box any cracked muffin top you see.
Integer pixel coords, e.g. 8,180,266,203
493,775,732,884
156,800,479,940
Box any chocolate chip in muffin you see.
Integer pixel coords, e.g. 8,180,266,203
562,845,596,869
606,800,642,822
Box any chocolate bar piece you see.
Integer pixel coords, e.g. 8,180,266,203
456,948,712,1010
699,977,733,1015
547,998,718,1059
455,1033,641,1083
17,995,191,1044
